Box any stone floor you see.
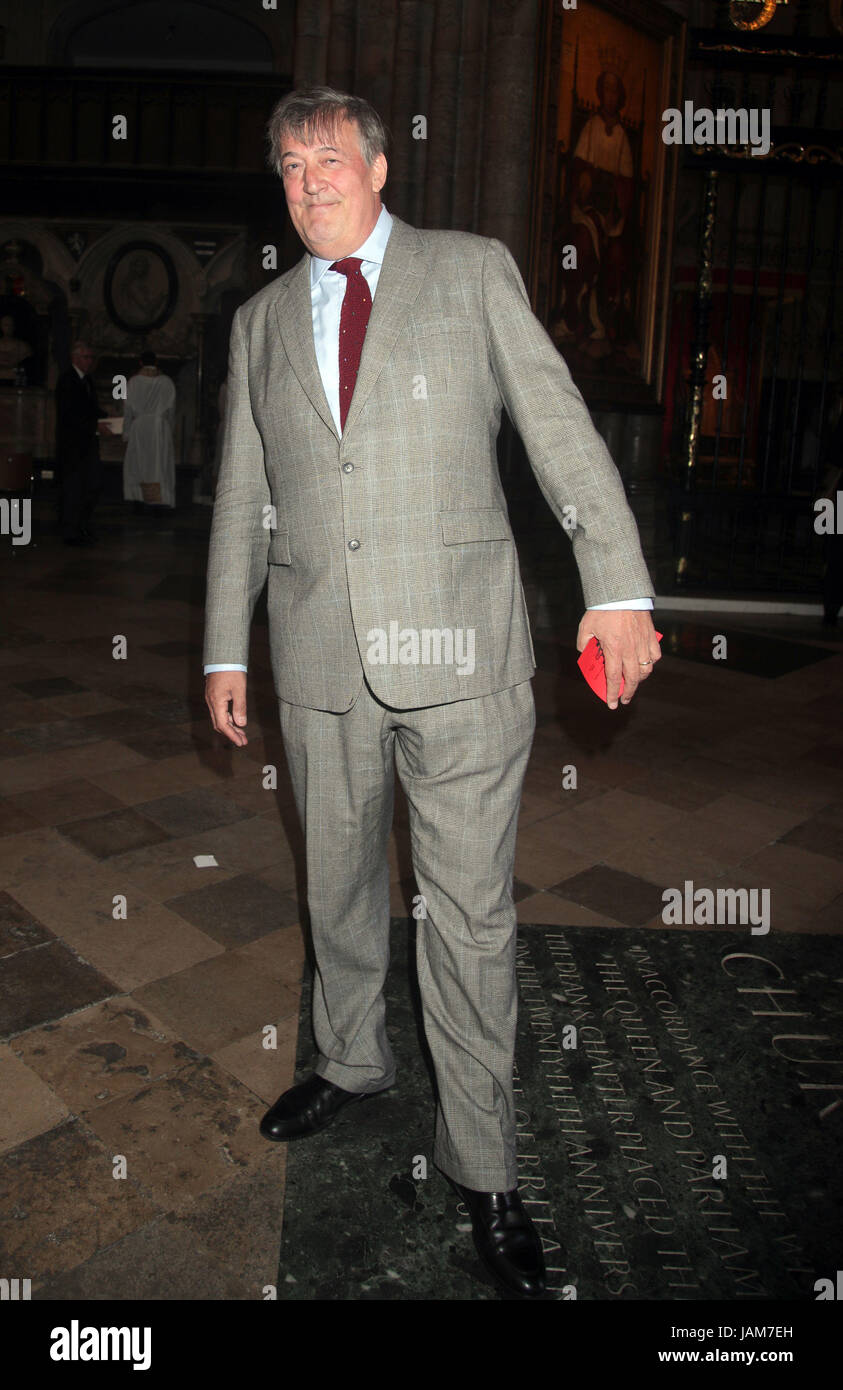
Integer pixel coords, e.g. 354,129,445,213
0,497,841,1299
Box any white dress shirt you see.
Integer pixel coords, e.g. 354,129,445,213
204,205,650,674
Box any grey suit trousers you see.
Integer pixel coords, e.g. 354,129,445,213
277,674,535,1191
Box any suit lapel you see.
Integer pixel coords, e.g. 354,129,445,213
272,214,428,442
273,254,339,440
341,215,427,438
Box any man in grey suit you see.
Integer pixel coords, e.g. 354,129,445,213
204,87,660,1298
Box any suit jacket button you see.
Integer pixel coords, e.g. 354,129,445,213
347,538,360,550
342,462,354,473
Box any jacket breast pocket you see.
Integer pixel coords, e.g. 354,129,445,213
439,508,513,546
410,318,474,338
268,531,291,565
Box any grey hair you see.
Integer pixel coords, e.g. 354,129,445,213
265,86,389,178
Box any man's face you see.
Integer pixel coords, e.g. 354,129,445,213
279,118,387,261
601,72,620,116
73,347,96,371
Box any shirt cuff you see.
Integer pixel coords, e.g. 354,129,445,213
204,664,248,674
588,598,653,611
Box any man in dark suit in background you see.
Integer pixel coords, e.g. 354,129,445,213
55,340,110,545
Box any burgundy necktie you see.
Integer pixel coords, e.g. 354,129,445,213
330,257,372,430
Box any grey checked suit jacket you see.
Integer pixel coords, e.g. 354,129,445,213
203,213,654,712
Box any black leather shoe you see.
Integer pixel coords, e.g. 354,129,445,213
259,1072,384,1142
452,1180,547,1297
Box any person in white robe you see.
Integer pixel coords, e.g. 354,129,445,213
122,351,177,508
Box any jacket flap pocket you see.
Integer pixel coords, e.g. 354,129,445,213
440,508,512,545
268,531,291,565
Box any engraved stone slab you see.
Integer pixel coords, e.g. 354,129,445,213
277,922,842,1300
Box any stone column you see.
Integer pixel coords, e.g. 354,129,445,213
286,0,544,254
293,0,332,87
478,0,539,271
389,3,435,228
422,0,462,228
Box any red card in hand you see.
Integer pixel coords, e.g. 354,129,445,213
577,631,662,703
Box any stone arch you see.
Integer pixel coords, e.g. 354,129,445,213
71,224,205,359
201,235,248,320
0,220,78,300
0,222,80,385
46,0,289,71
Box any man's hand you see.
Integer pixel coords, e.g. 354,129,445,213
205,670,249,746
576,609,661,710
